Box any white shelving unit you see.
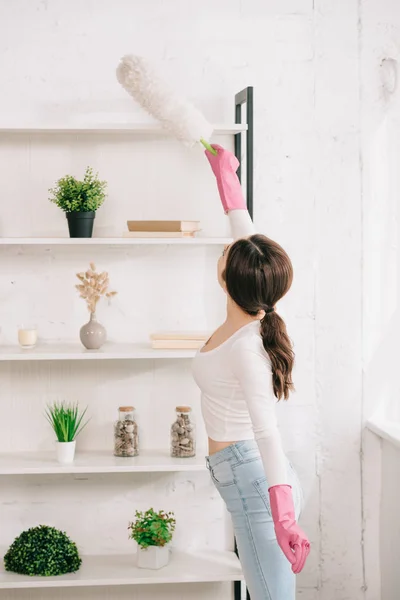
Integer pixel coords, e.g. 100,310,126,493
0,113,249,595
0,343,197,361
0,237,231,246
0,450,207,475
0,551,243,589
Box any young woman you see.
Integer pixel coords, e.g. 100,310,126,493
192,145,310,599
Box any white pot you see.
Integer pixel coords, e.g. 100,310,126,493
56,441,76,465
136,546,170,570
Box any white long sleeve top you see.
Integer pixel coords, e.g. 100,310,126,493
192,209,288,487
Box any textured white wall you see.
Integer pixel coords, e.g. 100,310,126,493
1,0,397,598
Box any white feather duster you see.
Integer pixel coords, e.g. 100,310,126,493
116,55,215,153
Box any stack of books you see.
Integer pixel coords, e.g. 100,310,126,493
123,220,201,238
150,332,209,350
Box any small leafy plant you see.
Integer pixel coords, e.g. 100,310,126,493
76,262,117,314
128,509,176,549
49,166,107,213
45,402,89,443
4,525,82,576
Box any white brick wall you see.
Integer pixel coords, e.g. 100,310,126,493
0,0,398,598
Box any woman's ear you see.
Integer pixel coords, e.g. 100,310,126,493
221,269,227,291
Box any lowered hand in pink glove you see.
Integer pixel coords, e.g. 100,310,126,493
205,144,247,213
269,484,310,574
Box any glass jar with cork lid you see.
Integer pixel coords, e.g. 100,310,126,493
114,406,139,457
170,406,196,458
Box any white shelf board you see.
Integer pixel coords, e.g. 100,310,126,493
366,417,400,449
0,450,207,475
0,237,231,246
0,343,196,361
0,551,243,589
0,123,247,135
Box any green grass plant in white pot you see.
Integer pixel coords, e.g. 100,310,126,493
45,402,89,464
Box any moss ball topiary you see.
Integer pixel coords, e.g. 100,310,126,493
4,525,82,577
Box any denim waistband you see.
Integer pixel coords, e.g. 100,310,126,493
206,439,258,470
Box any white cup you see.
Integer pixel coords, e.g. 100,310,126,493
18,325,38,349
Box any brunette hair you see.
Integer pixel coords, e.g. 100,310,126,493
223,234,294,400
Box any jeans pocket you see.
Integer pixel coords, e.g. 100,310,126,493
209,460,235,487
252,477,272,516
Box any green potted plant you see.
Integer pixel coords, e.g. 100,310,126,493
45,402,89,464
4,525,81,576
49,166,107,238
128,508,176,570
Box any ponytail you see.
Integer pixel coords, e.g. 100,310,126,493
223,234,295,400
260,311,294,400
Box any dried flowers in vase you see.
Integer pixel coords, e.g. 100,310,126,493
76,262,117,350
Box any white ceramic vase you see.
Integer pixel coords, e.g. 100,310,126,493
56,441,76,465
136,546,170,570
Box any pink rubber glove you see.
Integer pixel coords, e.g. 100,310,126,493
269,484,310,574
205,144,247,213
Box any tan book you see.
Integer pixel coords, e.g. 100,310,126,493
151,339,205,350
150,332,209,341
122,231,197,238
127,220,200,233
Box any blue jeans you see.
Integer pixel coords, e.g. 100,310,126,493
206,440,303,600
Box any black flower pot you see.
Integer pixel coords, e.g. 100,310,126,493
66,211,95,238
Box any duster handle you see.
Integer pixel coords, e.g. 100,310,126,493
200,139,217,155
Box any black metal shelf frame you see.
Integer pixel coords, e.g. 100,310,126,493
235,86,254,220
233,86,254,600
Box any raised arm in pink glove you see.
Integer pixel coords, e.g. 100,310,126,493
269,484,310,574
205,144,247,213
